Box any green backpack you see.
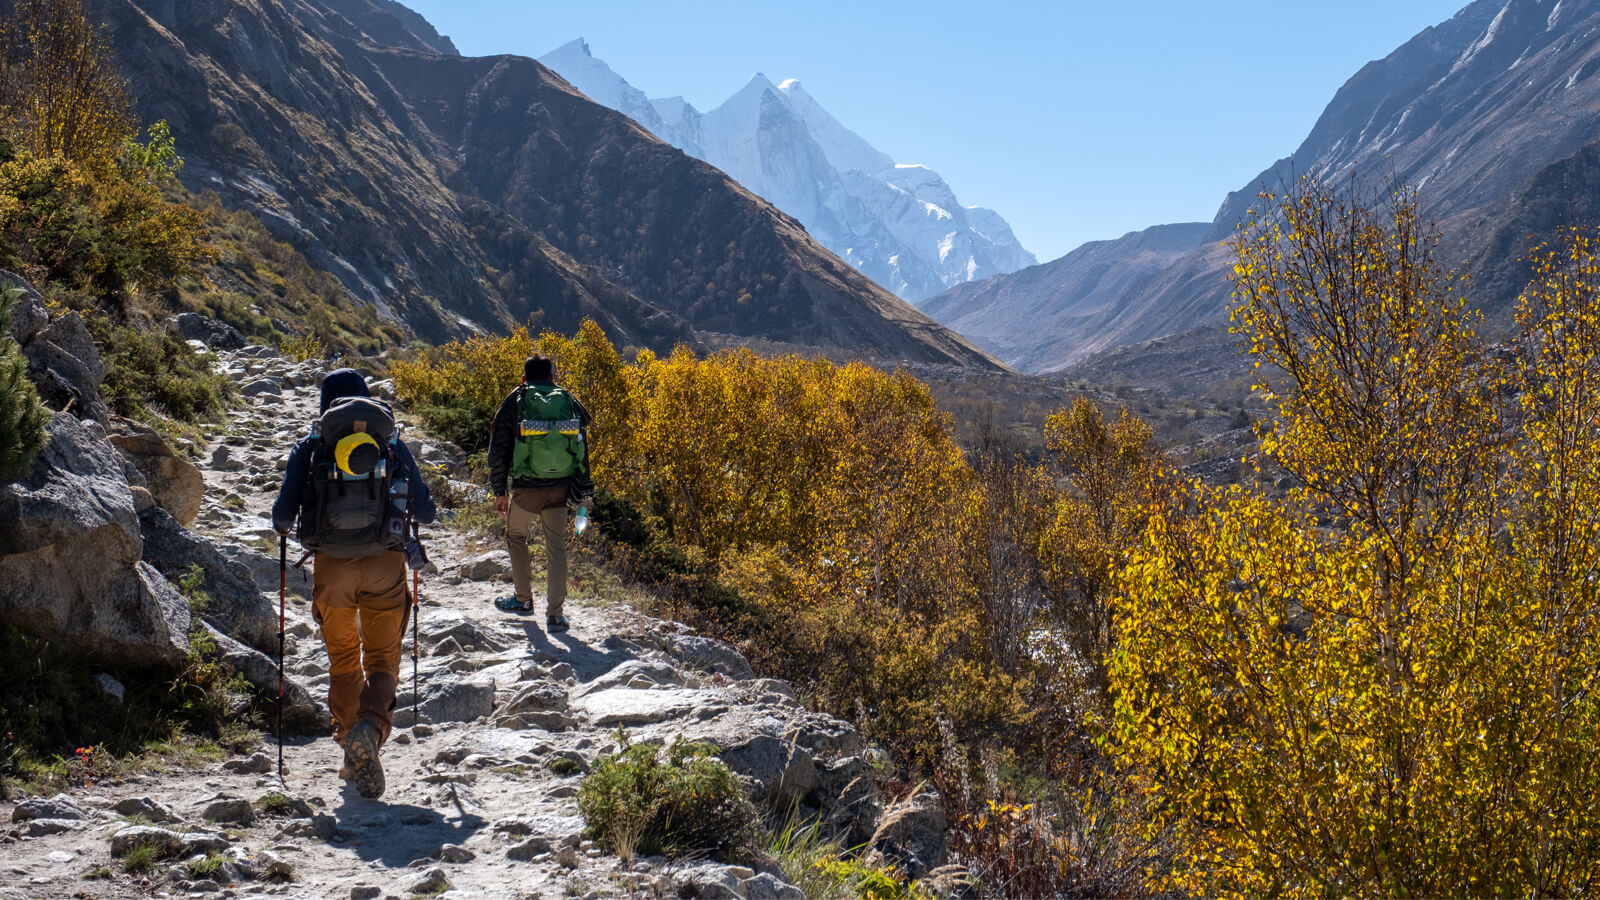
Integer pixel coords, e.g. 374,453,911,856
510,384,585,480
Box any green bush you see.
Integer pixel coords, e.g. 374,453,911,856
413,393,496,454
0,285,47,481
85,311,233,421
577,730,759,862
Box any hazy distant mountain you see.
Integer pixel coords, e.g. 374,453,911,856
928,0,1600,373
95,0,998,368
538,42,1036,303
923,222,1210,373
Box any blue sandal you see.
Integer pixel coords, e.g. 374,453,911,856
495,595,533,613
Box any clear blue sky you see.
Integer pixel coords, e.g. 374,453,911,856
401,0,1473,263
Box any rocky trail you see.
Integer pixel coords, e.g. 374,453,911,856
0,341,944,900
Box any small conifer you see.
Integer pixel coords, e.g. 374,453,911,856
0,285,47,481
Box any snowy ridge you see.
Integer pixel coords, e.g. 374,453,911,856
539,40,1036,303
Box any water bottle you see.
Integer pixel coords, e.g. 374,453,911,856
574,506,589,536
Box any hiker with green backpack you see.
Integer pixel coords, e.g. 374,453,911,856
487,355,594,632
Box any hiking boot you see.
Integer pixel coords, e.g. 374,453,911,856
343,721,385,799
494,595,533,614
546,614,570,634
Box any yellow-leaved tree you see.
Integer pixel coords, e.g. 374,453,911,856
1108,175,1600,895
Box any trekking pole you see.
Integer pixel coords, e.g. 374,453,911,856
411,519,421,735
277,532,287,783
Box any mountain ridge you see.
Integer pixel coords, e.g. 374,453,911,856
96,0,1000,369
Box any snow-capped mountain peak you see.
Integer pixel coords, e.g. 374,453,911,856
538,41,1036,303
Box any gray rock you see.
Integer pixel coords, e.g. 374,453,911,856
140,505,277,649
869,790,947,880
410,673,495,724
223,752,274,774
670,863,744,899
575,686,722,727
166,313,245,351
13,794,88,822
25,309,109,422
107,418,205,526
436,843,475,863
407,867,449,894
422,612,505,653
254,789,314,818
110,824,184,857
573,659,685,697
0,413,190,666
23,817,81,836
741,872,806,900
350,886,382,900
210,445,245,471
241,378,282,397
112,796,181,824
794,715,863,758
220,542,312,603
279,814,339,841
498,681,569,715
94,671,126,703
506,836,552,860
202,622,326,728
718,735,818,809
3,270,48,344
818,756,878,846
198,795,255,826
457,551,512,581
666,634,754,680
255,848,294,878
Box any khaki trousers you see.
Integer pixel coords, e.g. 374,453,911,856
312,551,408,746
506,485,569,618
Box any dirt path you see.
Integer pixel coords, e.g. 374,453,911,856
1,348,870,900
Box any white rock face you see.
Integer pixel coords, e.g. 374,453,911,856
539,43,1036,303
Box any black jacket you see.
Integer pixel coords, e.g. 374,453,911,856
487,381,594,500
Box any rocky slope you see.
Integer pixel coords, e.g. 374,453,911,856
928,0,1600,372
0,287,956,899
89,0,996,369
923,222,1209,372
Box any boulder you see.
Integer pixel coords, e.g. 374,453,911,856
869,790,947,880
202,622,326,729
666,633,754,680
572,659,684,696
107,418,205,525
218,543,312,603
112,797,181,824
818,756,878,846
165,312,245,350
12,794,88,822
25,309,109,423
457,551,512,581
0,414,190,666
196,795,255,826
717,735,818,809
140,505,276,649
741,872,806,900
2,270,47,344
404,672,496,724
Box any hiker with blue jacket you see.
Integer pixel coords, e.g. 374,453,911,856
271,368,436,799
488,355,593,631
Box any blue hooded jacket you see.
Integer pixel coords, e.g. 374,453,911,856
270,368,437,535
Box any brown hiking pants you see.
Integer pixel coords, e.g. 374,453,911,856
506,484,569,618
312,550,408,747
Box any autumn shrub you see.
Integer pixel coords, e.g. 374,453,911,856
1108,177,1600,895
577,731,759,862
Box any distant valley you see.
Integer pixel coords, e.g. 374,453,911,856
923,0,1600,374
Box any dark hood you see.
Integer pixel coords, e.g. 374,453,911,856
319,368,371,414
